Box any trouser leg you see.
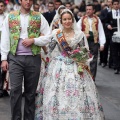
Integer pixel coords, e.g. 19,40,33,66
23,55,41,120
89,42,99,79
99,51,103,64
9,54,41,120
112,43,120,70
103,38,110,64
109,40,113,68
9,54,24,120
0,55,3,94
0,55,7,95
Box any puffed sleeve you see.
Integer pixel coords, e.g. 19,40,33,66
78,31,89,51
48,36,57,53
47,29,58,58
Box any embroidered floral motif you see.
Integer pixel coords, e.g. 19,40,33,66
81,15,99,43
35,30,104,120
8,10,41,55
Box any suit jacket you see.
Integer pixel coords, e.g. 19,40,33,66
100,8,108,23
43,10,56,25
106,11,117,35
100,8,110,37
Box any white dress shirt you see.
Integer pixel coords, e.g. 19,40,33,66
0,14,6,54
1,12,51,61
77,16,106,46
112,9,120,19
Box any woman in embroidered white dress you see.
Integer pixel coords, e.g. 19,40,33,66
35,9,104,120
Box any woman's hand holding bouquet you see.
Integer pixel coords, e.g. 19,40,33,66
68,47,93,77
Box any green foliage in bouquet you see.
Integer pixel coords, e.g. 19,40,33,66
70,47,89,63
69,47,90,74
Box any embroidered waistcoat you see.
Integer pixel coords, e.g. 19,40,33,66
8,10,41,55
81,15,99,43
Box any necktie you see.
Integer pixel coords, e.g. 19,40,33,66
116,10,118,16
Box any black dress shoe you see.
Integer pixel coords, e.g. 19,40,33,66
102,63,107,67
22,92,25,97
0,93,4,98
3,90,9,96
109,65,111,68
114,70,119,74
109,64,114,68
98,61,102,65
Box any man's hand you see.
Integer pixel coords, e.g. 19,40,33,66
85,34,90,39
107,25,112,30
99,46,104,51
22,38,34,47
1,60,8,71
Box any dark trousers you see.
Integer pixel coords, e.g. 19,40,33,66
8,54,41,120
0,55,6,94
103,37,110,64
99,51,103,64
111,42,120,70
99,36,110,64
88,42,99,79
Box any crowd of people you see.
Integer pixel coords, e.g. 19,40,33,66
0,0,120,120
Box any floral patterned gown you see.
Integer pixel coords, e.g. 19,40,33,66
35,29,104,120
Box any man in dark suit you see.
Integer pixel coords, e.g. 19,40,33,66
99,0,112,67
43,2,56,25
106,0,120,74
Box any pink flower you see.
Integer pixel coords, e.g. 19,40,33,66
66,90,70,96
46,57,49,62
72,49,80,54
73,90,79,96
89,53,93,58
61,51,67,57
56,73,59,78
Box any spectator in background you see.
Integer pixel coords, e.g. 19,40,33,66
6,0,14,12
33,3,40,12
106,0,120,74
65,2,73,12
77,4,106,81
77,11,85,20
79,0,86,12
101,2,108,10
93,0,101,13
39,4,47,14
5,0,9,4
50,5,65,30
99,0,112,67
73,6,80,22
43,1,56,25
55,0,62,11
13,0,21,11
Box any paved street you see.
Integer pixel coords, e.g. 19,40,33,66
0,65,120,120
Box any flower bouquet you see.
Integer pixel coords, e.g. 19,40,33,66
68,47,92,75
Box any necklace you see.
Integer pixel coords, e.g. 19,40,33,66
63,29,74,39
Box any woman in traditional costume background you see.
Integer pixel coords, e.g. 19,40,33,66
50,5,66,31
